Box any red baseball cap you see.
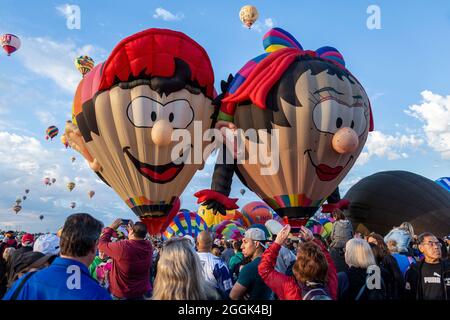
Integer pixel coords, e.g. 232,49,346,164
22,233,34,244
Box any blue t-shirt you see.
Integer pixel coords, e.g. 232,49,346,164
237,257,273,300
3,257,111,300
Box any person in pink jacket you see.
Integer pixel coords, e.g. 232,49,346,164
258,225,338,300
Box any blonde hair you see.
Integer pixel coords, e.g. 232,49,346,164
152,237,217,300
344,238,376,269
2,247,16,263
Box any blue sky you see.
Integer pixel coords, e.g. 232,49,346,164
0,0,449,232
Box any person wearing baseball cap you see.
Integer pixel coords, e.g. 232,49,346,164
229,228,273,300
33,234,60,256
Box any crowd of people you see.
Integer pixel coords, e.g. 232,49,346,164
0,210,449,300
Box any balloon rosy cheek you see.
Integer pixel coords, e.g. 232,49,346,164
332,127,359,154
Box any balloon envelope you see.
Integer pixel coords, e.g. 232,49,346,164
345,171,450,237
1,34,21,56
436,177,450,193
239,5,259,28
67,182,75,192
162,209,208,240
241,201,274,226
67,29,216,235
197,205,243,229
74,55,95,77
46,126,59,140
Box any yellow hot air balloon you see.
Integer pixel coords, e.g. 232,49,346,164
88,190,95,199
61,134,69,148
197,205,243,229
66,28,215,235
67,182,76,192
212,28,373,229
74,55,95,77
239,5,259,29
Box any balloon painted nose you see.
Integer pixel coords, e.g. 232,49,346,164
332,127,359,154
151,120,173,146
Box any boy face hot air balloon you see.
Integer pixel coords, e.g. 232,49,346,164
67,29,215,234
218,28,373,225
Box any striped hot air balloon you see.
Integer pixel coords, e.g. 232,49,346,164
162,209,208,240
45,126,59,140
74,55,95,77
436,177,450,193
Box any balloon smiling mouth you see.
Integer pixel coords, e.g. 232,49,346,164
304,149,353,181
123,146,190,184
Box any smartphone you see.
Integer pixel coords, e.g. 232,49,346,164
121,219,131,226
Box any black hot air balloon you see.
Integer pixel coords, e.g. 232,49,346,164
344,170,450,237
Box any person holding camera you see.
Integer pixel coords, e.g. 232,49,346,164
98,218,153,300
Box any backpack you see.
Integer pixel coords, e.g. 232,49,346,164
302,287,332,300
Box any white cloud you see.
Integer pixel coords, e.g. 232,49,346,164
17,37,104,92
153,7,184,21
35,110,57,125
356,130,424,165
264,18,274,29
405,90,450,159
56,4,73,19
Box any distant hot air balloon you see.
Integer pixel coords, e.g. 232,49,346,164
12,204,22,214
88,190,95,199
39,215,44,221
74,55,95,77
241,201,274,226
71,156,76,163
70,202,76,209
43,177,51,186
61,134,69,148
67,182,76,192
22,196,26,201
15,198,22,205
239,5,259,28
25,189,30,194
45,126,59,140
66,29,216,235
240,188,246,196
52,178,56,184
1,34,21,56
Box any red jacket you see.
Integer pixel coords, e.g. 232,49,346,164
258,240,338,300
98,227,153,299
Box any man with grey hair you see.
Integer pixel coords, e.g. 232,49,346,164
405,232,450,300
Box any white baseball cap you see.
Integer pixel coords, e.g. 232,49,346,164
265,219,283,235
33,234,60,256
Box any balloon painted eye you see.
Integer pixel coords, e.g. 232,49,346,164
162,100,194,129
313,99,352,134
350,120,355,129
127,96,161,128
336,117,343,129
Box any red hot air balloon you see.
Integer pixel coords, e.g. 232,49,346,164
1,34,21,56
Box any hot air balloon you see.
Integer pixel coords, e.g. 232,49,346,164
1,34,21,56
203,28,373,231
25,189,30,194
213,221,246,241
197,205,243,229
15,198,22,205
239,5,259,29
240,188,246,196
39,215,44,221
162,209,208,240
70,202,76,209
345,171,450,237
61,134,69,148
71,156,76,163
45,126,59,140
241,201,274,226
66,29,216,235
67,182,76,192
22,196,27,201
88,190,95,199
43,177,51,186
12,204,22,214
305,215,335,239
436,177,450,193
52,178,56,184
74,55,95,77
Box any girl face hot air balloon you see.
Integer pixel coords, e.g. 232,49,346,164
217,28,373,225
66,29,215,235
